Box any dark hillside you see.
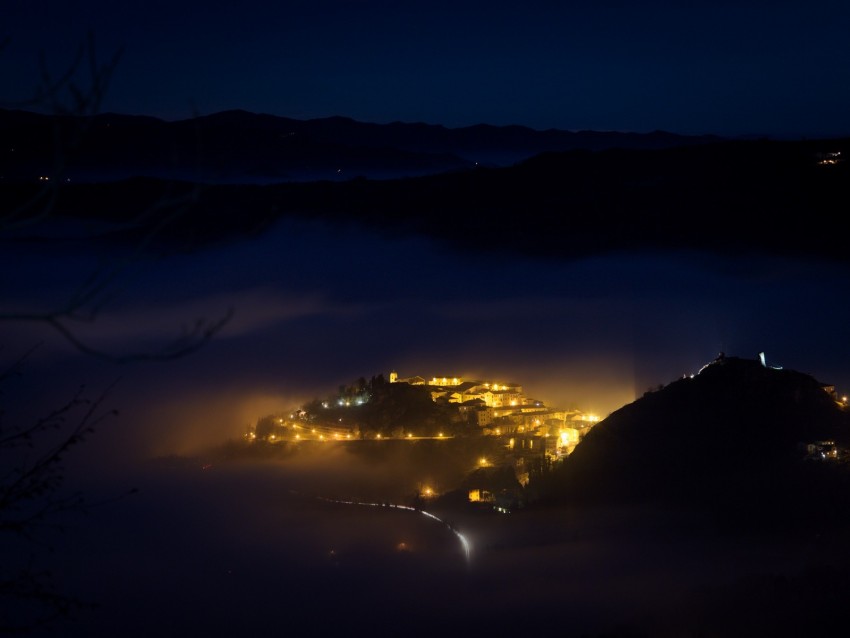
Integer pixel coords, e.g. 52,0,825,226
0,108,721,183
540,355,850,529
3,134,847,262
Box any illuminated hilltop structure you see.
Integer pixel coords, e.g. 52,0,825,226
389,370,599,456
248,370,602,467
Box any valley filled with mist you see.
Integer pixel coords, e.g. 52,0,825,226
5,109,850,638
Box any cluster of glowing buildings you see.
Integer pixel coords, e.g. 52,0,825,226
389,370,600,458
246,370,602,465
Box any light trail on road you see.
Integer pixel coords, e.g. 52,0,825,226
317,496,472,564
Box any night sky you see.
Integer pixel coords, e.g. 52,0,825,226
4,4,850,636
4,0,850,138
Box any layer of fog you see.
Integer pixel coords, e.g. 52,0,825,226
18,457,848,638
6,211,850,636
5,214,850,473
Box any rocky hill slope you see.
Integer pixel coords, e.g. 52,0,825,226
541,355,850,529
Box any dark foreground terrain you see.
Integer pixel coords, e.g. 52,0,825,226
7,443,850,638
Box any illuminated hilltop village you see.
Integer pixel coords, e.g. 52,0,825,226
249,369,601,460
244,355,848,511
388,370,599,455
245,369,603,506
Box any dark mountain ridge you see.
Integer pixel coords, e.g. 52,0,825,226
193,109,724,160
0,107,724,184
4,132,848,264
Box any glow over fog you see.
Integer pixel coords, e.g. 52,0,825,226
4,215,850,464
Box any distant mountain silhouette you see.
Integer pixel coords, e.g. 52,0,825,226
0,107,723,183
541,355,850,529
3,108,849,262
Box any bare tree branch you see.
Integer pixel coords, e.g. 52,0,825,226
1,32,124,234
0,32,236,630
0,351,119,631
0,381,116,535
0,33,232,362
